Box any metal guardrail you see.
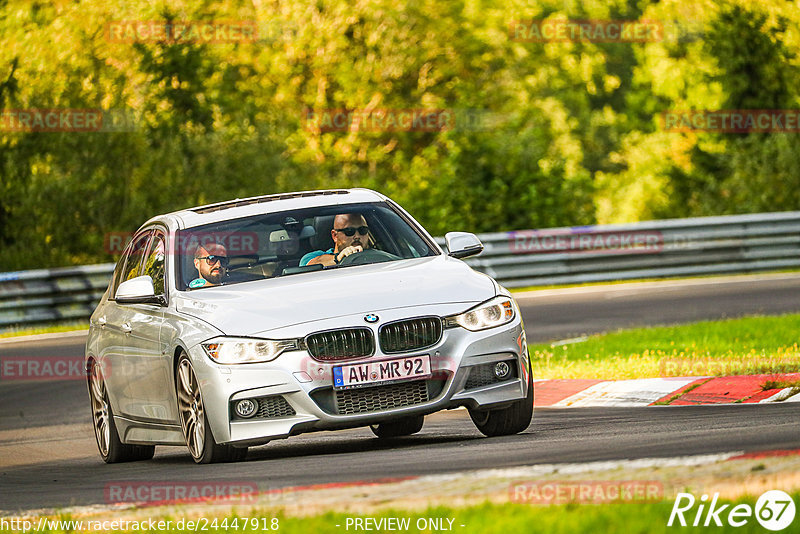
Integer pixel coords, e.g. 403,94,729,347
453,211,800,287
0,264,115,328
2,211,800,329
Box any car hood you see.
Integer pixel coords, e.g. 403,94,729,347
173,256,496,336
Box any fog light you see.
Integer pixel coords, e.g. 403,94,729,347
234,399,257,418
494,361,510,379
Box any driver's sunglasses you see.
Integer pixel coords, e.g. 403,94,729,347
334,226,369,237
197,255,229,267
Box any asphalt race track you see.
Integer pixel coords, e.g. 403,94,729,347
2,274,800,513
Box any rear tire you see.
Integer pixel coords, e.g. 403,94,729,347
370,415,424,438
88,359,155,463
468,365,533,437
176,354,247,464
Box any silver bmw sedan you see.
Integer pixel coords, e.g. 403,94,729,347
85,188,532,464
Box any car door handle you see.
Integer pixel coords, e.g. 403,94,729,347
121,322,132,334
97,317,107,327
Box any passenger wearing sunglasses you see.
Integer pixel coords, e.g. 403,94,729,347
189,243,229,288
300,213,371,267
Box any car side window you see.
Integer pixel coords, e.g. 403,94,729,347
110,256,126,297
113,231,152,298
142,233,166,296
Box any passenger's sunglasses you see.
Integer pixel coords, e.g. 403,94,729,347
334,226,369,237
196,255,229,267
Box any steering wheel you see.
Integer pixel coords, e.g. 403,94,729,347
338,248,400,266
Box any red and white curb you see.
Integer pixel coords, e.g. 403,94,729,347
759,387,800,403
534,373,800,407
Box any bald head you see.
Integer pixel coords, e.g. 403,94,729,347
331,213,370,253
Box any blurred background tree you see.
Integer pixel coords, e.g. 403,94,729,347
1,0,798,270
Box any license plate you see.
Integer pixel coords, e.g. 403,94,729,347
333,355,431,389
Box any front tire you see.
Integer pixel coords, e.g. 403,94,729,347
468,366,534,437
88,359,155,463
370,415,424,438
176,354,247,464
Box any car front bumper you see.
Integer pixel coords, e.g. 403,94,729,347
189,311,529,446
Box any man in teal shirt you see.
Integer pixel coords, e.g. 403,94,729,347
300,213,370,266
189,243,228,288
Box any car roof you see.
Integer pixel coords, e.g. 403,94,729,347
141,188,389,230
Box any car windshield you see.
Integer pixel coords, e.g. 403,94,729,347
176,202,437,290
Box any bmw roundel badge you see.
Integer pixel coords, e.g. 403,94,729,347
364,314,379,323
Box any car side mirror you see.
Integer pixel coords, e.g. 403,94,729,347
445,232,484,259
115,275,164,305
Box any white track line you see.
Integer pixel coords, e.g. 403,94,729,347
758,387,800,403
553,377,699,407
513,272,800,299
416,452,743,483
0,330,88,345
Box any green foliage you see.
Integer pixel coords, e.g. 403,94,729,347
609,0,800,222
1,0,799,269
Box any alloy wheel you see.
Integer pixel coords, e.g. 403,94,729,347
177,359,205,459
88,361,110,456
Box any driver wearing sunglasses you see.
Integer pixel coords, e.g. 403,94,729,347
189,243,229,288
300,213,371,267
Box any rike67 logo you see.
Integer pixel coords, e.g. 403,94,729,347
668,490,796,530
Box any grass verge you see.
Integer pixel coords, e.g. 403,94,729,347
530,314,800,380
762,378,800,390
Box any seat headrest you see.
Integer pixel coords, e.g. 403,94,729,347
310,215,336,251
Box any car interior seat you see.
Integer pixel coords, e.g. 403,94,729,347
310,215,336,253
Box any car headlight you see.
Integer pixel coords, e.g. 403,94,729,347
201,337,299,364
444,296,516,331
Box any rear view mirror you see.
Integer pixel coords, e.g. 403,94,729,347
269,226,315,242
445,232,484,259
